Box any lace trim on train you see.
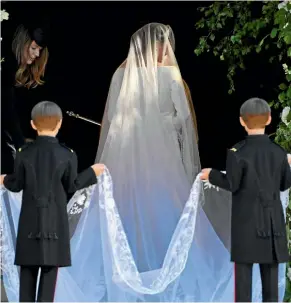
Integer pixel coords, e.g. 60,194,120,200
97,168,202,294
0,189,19,298
0,168,289,297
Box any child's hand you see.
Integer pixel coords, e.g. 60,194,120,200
200,168,212,181
91,164,105,176
288,154,291,165
0,175,6,185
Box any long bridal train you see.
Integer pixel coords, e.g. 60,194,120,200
1,168,288,302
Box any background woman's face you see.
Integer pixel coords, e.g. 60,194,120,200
24,40,42,65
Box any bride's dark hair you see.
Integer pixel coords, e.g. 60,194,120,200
130,23,175,65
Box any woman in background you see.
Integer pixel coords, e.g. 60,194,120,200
1,22,49,174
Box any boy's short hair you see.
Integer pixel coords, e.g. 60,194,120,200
240,97,271,129
31,101,62,131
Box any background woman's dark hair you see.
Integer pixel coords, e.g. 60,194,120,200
12,25,49,89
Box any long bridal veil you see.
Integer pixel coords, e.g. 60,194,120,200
1,23,288,302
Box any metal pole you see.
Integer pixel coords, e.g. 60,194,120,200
66,111,101,126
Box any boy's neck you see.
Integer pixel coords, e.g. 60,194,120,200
37,131,56,137
247,128,265,135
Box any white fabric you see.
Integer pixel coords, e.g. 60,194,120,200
96,23,200,184
1,168,289,301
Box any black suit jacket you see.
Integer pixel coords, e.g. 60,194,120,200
209,134,291,264
4,135,97,267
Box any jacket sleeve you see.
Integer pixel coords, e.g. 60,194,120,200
3,151,25,192
62,152,97,194
2,87,25,149
209,149,243,193
209,170,231,191
280,156,291,191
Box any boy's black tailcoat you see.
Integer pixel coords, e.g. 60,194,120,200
4,135,97,267
209,135,291,263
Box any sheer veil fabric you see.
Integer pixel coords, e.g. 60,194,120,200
1,23,288,302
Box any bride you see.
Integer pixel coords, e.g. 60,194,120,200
1,23,287,302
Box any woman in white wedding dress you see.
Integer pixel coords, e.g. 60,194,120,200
1,23,288,302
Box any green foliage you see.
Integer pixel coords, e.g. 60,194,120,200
194,1,291,300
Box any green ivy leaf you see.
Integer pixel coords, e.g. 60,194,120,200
288,47,291,57
231,35,239,44
256,46,261,53
194,48,201,56
279,83,288,90
210,34,215,41
270,28,278,38
274,102,280,109
205,9,213,17
259,38,265,47
287,87,291,99
279,92,286,102
217,22,222,29
284,35,291,45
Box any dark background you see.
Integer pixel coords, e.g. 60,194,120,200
1,1,283,171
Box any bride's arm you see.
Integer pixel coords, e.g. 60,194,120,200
170,73,191,129
170,71,200,182
182,79,199,141
170,76,198,141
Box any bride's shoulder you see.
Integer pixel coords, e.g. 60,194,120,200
115,60,127,70
159,66,181,81
119,60,127,68
111,63,126,81
112,61,126,76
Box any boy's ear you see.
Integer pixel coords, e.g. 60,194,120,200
30,120,37,130
239,116,245,127
266,114,272,126
57,119,62,129
54,119,62,132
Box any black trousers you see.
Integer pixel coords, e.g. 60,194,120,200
19,266,58,302
234,263,278,302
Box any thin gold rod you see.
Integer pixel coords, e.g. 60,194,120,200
66,111,101,126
